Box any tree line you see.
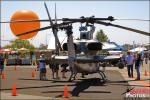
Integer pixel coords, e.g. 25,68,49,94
2,29,147,51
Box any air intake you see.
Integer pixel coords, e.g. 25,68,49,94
87,42,102,50
62,43,77,51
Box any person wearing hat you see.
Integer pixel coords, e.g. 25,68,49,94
125,51,135,78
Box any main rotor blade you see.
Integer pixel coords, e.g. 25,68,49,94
17,25,52,36
17,22,74,36
114,19,150,22
55,3,57,24
44,2,62,51
1,40,13,42
95,20,150,36
54,3,61,52
0,19,62,23
16,21,75,37
44,2,54,26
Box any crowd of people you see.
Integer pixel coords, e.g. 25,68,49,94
124,51,148,80
36,51,148,81
37,53,69,80
0,51,149,81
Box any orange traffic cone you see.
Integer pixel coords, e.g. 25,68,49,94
63,84,69,98
11,84,17,96
14,65,16,71
1,72,5,79
144,69,148,76
32,69,35,77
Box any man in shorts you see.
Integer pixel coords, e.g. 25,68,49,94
38,54,47,80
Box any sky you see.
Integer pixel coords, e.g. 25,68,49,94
1,0,149,48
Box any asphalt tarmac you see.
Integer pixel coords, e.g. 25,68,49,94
0,64,149,100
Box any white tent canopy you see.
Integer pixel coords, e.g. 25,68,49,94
47,37,56,50
130,47,147,52
102,42,116,50
18,47,29,51
0,48,12,53
47,36,67,50
102,42,123,50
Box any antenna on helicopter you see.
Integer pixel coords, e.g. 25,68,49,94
54,3,60,55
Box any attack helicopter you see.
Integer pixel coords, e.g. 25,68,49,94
1,2,149,82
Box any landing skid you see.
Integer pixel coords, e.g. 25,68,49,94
68,70,107,83
98,70,107,83
68,72,76,82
